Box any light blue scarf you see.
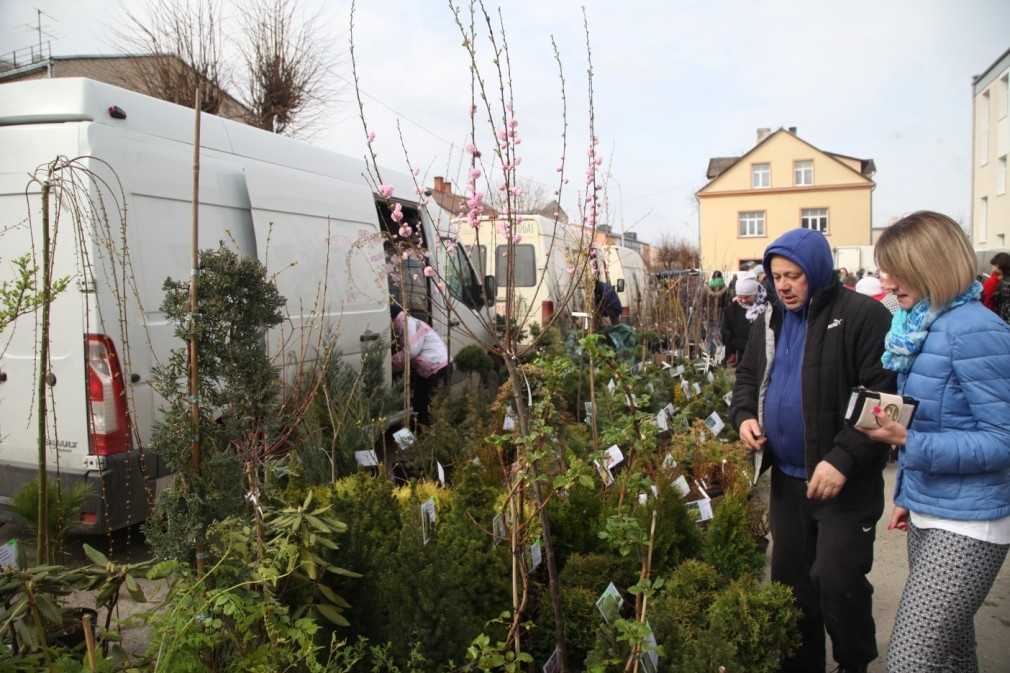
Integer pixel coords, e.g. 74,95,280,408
881,281,982,373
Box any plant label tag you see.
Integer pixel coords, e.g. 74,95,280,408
596,582,624,624
354,450,379,467
529,541,542,570
393,427,415,449
421,497,437,544
705,412,725,435
503,405,516,431
604,444,625,470
0,539,16,568
686,497,714,522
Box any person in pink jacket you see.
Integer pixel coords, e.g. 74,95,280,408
391,305,451,428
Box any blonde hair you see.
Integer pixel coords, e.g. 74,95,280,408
874,211,977,307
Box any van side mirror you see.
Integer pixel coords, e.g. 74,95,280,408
616,278,625,293
484,275,496,306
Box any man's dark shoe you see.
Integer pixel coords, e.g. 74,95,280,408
831,666,867,673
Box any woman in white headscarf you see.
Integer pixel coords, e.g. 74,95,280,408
720,274,764,364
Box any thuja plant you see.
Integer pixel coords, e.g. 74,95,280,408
143,245,286,561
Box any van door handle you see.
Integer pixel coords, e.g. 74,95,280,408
360,330,379,342
449,320,460,328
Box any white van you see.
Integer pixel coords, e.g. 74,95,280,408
595,245,651,327
458,214,592,342
0,78,492,532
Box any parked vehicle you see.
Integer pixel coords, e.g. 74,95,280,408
458,214,593,342
0,77,492,532
595,244,651,327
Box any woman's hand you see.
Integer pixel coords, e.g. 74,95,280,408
888,506,910,532
739,419,767,452
855,405,908,446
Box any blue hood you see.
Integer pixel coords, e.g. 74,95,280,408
763,228,836,311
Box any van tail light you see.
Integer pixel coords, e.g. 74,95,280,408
87,334,132,455
542,300,554,327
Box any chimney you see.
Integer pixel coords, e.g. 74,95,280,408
433,176,445,192
788,126,797,135
756,127,772,143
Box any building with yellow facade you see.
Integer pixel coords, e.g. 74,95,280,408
696,127,875,274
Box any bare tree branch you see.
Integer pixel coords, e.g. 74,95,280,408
236,0,337,137
113,0,231,114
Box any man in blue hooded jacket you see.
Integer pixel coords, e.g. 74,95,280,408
729,229,896,673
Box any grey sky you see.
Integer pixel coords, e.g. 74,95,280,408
3,0,1009,247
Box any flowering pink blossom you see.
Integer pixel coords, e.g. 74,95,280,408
412,166,420,176
512,234,522,244
398,225,412,237
508,118,519,128
437,282,445,291
423,266,435,278
469,167,482,180
391,203,404,222
567,264,575,274
412,274,419,281
497,130,508,141
367,131,376,144
377,184,395,199
469,104,477,115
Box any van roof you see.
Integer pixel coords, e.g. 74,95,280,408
0,77,365,182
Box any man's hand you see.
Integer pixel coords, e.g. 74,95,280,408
739,419,767,452
806,461,846,500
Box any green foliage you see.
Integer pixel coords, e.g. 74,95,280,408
703,577,800,673
0,253,70,332
647,559,725,670
145,492,358,672
144,245,286,560
10,477,93,563
297,339,398,484
454,344,494,382
702,489,766,581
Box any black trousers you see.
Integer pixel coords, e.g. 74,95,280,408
411,366,449,429
770,465,884,672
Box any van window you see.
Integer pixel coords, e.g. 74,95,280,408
439,243,483,309
496,244,536,287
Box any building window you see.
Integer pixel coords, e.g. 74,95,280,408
794,160,813,186
752,163,770,189
801,208,829,233
739,211,766,237
980,91,990,166
979,196,988,245
998,156,1007,196
1000,74,1009,120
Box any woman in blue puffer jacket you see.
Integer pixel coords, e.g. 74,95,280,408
859,211,1010,673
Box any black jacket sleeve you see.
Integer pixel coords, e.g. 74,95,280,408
820,297,897,478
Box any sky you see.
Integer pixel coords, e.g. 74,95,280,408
3,0,1010,247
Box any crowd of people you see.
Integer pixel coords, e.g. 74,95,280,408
724,215,1010,673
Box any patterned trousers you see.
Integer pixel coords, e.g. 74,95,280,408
887,522,1009,673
